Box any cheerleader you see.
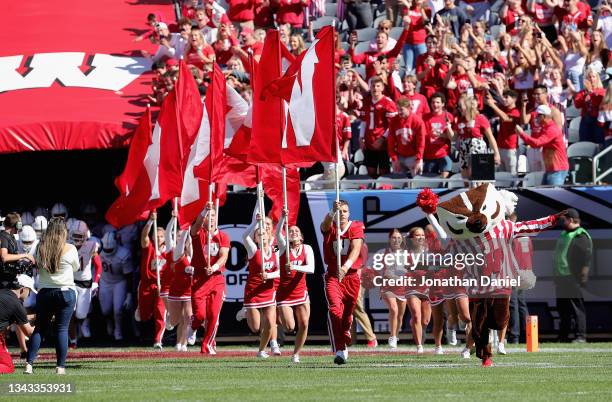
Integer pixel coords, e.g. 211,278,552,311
405,227,431,354
276,210,313,363
375,229,407,351
242,209,285,359
161,214,177,331
166,229,193,351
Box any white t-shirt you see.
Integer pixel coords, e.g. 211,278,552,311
37,244,79,289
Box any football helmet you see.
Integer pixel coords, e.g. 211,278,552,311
18,225,37,254
20,212,34,226
51,203,68,218
101,231,118,255
32,216,48,239
69,220,90,248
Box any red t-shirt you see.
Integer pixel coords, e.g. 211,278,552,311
213,37,240,65
416,52,446,97
227,0,255,22
360,95,398,150
447,73,486,110
403,7,431,44
402,93,431,116
350,29,408,79
574,88,605,118
387,114,427,160
423,112,452,159
456,114,490,139
530,2,555,26
275,0,310,27
555,3,592,33
335,111,352,147
191,229,231,278
140,243,168,285
242,41,263,57
520,120,569,172
254,0,274,27
503,7,525,35
322,221,365,276
185,45,215,70
497,108,521,149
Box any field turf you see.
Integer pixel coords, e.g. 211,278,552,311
1,344,612,401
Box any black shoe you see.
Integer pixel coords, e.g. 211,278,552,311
20,351,27,359
334,355,346,365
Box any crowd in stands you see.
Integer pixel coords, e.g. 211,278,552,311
139,0,611,186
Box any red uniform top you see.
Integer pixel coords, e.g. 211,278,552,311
335,111,352,147
140,243,168,285
455,114,490,139
423,112,452,159
403,7,432,44
360,95,398,150
247,248,279,282
191,229,231,279
350,29,408,79
520,119,569,172
554,2,592,33
387,114,427,160
279,244,309,283
274,0,310,27
185,45,215,70
402,93,431,116
227,0,255,22
497,107,520,149
322,220,365,277
574,88,605,118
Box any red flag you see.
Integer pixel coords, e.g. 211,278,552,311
265,26,337,166
114,107,151,196
178,65,226,227
262,166,300,226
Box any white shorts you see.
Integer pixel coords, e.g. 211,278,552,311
526,147,544,172
498,148,517,175
75,286,93,319
99,280,127,316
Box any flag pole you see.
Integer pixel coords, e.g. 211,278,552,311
172,197,178,246
282,166,291,274
207,182,215,272
330,21,342,281
152,210,161,289
256,167,267,281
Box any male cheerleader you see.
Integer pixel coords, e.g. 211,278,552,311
321,200,365,365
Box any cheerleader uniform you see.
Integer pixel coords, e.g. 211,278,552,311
277,244,314,307
243,247,280,309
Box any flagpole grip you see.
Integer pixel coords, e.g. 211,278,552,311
152,211,161,289
335,162,342,281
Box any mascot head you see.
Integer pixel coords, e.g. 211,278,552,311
417,183,518,240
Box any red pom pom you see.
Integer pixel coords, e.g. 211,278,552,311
416,188,439,215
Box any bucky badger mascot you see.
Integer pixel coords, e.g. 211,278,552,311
416,183,566,366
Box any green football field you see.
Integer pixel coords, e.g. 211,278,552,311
1,344,612,401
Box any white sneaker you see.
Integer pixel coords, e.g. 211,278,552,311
56,367,66,375
461,347,471,359
291,354,300,363
271,345,281,356
236,307,247,322
134,308,141,322
181,344,188,352
416,345,424,354
434,346,444,355
342,349,348,360
497,342,507,355
257,350,269,359
388,336,398,349
175,344,183,352
24,363,33,374
81,320,91,338
187,327,197,346
165,311,174,331
447,328,458,346
153,342,163,350
333,351,346,365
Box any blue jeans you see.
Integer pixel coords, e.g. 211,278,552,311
27,288,76,368
567,70,583,92
402,42,427,73
544,170,568,186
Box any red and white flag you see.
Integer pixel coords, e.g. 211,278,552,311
269,26,337,166
114,106,151,196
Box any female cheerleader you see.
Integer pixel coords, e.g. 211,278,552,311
276,210,313,363
376,229,407,350
242,210,284,358
404,227,432,354
166,229,193,351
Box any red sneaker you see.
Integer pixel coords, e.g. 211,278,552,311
482,358,493,367
367,339,378,348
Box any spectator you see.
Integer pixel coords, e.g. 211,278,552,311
595,1,612,50
554,0,592,35
368,19,397,52
450,94,501,178
553,208,592,343
289,33,306,57
387,97,427,176
598,83,612,149
359,77,398,178
254,0,275,29
559,28,588,91
344,0,374,31
586,30,609,81
572,67,606,143
227,0,256,30
415,35,448,98
401,75,430,116
435,0,468,39
1,213,35,268
232,27,263,62
185,29,216,71
500,0,527,36
485,90,521,175
402,0,432,72
212,24,239,67
517,104,569,185
528,0,558,43
195,8,218,44
26,218,79,375
422,92,454,178
273,0,310,30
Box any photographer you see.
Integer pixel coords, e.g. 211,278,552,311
1,213,35,270
0,275,35,374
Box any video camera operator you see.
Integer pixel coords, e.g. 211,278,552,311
1,213,36,272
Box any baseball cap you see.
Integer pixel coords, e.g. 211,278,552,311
535,104,552,116
240,27,254,37
16,274,37,294
155,22,168,31
565,208,580,220
165,58,178,68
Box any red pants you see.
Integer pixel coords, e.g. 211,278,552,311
191,274,225,352
138,282,166,343
471,297,510,360
0,334,14,374
324,271,361,353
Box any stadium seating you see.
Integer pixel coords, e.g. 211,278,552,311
354,41,372,55
304,173,324,191
521,171,545,187
357,165,369,175
356,27,378,42
447,173,467,189
312,16,337,31
567,141,600,184
325,2,337,17
567,117,581,144
410,174,444,189
341,174,371,190
389,27,404,40
353,149,365,165
375,173,408,189
494,171,517,187
345,160,356,176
